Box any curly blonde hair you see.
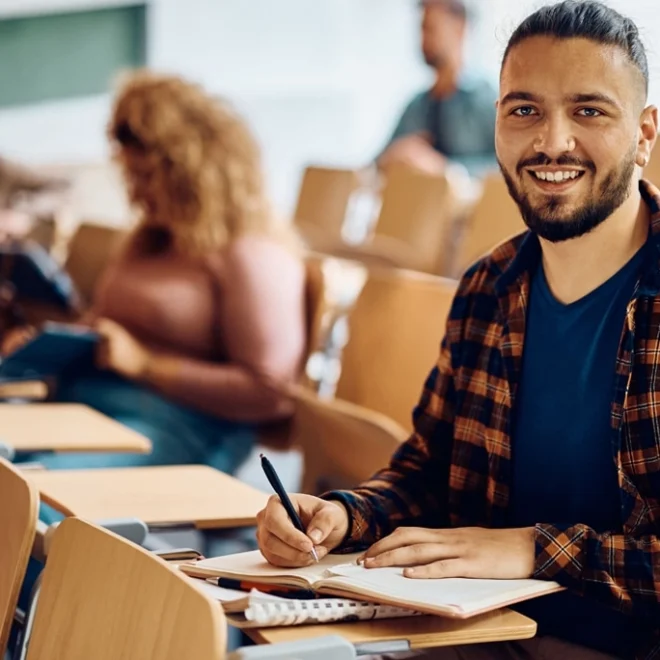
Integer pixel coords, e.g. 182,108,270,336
108,70,299,256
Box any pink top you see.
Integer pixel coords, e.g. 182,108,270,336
91,234,307,422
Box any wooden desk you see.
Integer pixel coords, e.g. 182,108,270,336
248,608,536,649
27,465,268,529
0,403,151,454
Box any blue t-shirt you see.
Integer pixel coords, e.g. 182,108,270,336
383,74,497,177
510,248,652,657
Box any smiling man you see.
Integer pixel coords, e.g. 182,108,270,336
256,2,660,658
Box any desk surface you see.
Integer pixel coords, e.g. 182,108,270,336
0,403,151,454
248,609,536,649
28,465,268,529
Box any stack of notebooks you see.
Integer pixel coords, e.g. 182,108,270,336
180,550,562,629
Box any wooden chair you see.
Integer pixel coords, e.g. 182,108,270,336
298,254,367,391
63,223,127,306
330,165,458,275
294,266,456,493
0,458,39,658
453,173,525,276
334,267,457,430
293,166,361,250
369,165,458,273
24,517,226,660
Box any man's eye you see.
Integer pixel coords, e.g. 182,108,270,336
577,107,602,117
512,106,537,117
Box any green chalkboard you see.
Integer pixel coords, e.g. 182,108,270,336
0,4,147,108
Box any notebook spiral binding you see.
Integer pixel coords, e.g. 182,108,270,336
245,599,422,627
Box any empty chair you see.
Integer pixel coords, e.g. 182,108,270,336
328,165,459,276
292,266,456,493
453,173,526,276
0,458,39,658
293,166,361,250
24,517,226,660
368,164,458,274
333,266,457,430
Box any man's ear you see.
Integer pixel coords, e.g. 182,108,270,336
636,105,658,168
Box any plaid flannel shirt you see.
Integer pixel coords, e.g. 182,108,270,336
326,180,660,659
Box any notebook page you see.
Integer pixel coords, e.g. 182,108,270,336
190,550,363,587
321,563,560,617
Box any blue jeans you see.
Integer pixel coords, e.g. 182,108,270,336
19,371,256,473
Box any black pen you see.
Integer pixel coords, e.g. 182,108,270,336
260,453,320,562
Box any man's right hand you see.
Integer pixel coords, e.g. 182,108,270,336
256,494,350,567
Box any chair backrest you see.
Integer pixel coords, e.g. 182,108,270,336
0,457,39,657
335,267,457,431
63,223,127,304
299,255,368,394
454,173,525,275
26,517,226,660
293,166,360,242
373,165,457,274
293,388,409,494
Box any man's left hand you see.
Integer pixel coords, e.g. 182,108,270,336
360,526,536,579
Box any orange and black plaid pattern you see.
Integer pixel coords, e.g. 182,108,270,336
326,180,660,658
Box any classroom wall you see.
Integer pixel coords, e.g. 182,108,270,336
0,0,657,215
0,0,430,214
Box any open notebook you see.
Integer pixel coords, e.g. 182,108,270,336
181,550,563,620
194,580,421,628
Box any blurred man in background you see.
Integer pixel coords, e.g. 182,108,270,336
378,0,496,177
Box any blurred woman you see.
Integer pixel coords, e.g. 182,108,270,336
27,71,307,474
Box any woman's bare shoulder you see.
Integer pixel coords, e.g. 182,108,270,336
220,233,304,281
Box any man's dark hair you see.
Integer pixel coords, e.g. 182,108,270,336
419,0,468,22
503,1,648,95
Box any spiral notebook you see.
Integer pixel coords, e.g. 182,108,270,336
194,580,421,628
181,550,562,620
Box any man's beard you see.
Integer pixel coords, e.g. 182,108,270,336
498,148,636,243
